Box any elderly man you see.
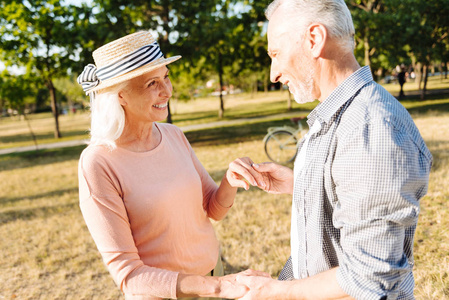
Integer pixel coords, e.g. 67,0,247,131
230,0,432,299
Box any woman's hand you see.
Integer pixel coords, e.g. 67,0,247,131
226,157,267,190
217,269,271,299
216,273,249,299
226,158,294,194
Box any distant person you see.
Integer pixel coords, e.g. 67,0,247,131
229,0,433,299
398,66,407,98
77,30,255,299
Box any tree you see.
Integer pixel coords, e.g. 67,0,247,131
53,76,85,113
402,0,449,99
346,0,410,79
0,72,39,149
78,0,224,122
0,0,78,138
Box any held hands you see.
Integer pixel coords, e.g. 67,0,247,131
236,269,275,300
226,157,294,194
216,269,272,299
215,272,249,299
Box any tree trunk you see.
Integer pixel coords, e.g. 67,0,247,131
218,75,224,119
264,66,270,94
444,62,449,79
364,28,371,67
161,0,173,124
166,102,173,124
416,62,423,91
251,80,257,98
23,113,38,150
421,64,429,100
218,53,224,119
47,80,61,138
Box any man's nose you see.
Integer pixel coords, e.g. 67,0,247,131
270,61,281,83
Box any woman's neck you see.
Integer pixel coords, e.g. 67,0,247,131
117,122,161,152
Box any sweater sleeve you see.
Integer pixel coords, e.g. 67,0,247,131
189,144,232,221
175,127,231,221
78,149,179,299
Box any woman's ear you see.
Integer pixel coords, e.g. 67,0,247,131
305,23,327,58
118,91,128,106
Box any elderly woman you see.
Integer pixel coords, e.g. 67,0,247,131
77,31,259,300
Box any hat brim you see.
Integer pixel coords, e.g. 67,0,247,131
90,55,182,93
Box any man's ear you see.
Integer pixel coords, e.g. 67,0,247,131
305,23,327,58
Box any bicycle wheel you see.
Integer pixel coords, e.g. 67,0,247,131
264,130,298,164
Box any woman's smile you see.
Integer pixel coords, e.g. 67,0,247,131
152,101,168,109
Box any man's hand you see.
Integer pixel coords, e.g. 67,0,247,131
216,269,270,299
215,272,249,299
226,158,294,194
252,162,294,194
236,270,276,300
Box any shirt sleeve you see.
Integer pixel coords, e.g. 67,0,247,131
78,150,179,299
176,127,231,221
332,119,432,299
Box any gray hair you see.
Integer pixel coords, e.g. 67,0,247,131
87,82,128,150
265,0,355,51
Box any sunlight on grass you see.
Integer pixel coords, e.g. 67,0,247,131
0,91,448,299
4,74,447,151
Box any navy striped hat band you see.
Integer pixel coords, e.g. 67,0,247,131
77,41,164,93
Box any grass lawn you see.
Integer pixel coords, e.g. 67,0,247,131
1,75,448,150
0,76,448,299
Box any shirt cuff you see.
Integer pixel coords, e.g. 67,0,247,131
336,266,392,300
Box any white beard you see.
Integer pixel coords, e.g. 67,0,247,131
290,69,315,104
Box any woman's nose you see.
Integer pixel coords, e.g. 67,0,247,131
160,79,173,97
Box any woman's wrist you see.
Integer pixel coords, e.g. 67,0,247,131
216,172,236,208
176,274,219,298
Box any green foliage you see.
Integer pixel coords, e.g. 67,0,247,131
52,77,85,106
347,0,449,73
0,0,448,119
0,0,77,78
0,72,37,114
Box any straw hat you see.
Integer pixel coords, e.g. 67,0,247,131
77,31,181,94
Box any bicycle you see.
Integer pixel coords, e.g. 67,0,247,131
263,117,308,164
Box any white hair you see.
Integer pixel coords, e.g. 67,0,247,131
87,82,128,150
265,0,355,51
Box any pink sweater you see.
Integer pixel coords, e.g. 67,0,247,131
78,123,230,299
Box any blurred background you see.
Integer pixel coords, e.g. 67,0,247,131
0,0,448,299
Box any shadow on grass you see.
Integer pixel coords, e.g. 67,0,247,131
0,129,88,145
0,145,86,172
0,187,79,206
0,202,78,225
185,118,304,147
173,105,307,125
407,101,449,115
426,141,449,172
221,255,250,275
0,118,301,172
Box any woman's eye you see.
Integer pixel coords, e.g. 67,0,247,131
148,81,156,87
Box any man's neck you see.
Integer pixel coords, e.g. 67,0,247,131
316,53,361,102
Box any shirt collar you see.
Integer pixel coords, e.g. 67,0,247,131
307,66,373,127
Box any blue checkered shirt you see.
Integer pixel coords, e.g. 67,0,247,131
279,66,432,300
